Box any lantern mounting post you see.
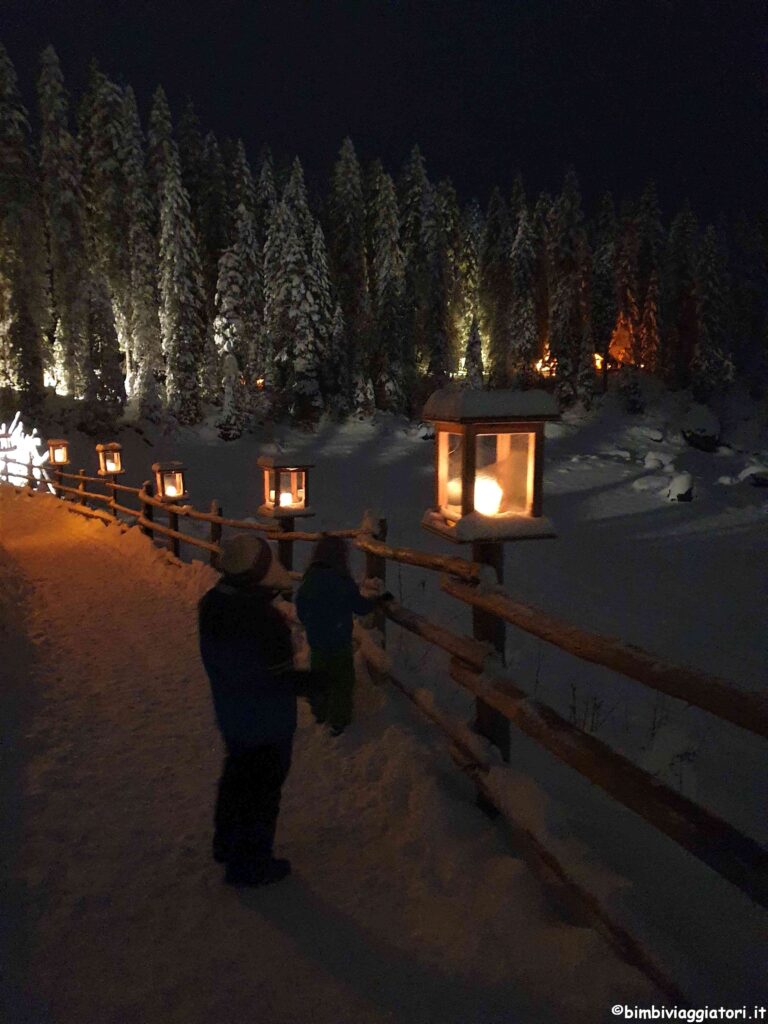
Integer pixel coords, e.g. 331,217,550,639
420,387,561,764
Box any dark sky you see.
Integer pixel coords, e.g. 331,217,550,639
4,0,766,220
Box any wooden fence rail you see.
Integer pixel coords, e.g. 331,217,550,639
441,577,768,740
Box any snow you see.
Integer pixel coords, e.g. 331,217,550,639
422,508,557,541
2,387,767,1019
422,387,560,421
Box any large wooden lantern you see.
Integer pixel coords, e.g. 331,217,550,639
421,388,560,543
152,461,188,502
257,455,314,519
96,442,125,476
47,439,70,466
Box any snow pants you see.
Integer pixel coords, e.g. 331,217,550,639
308,647,356,733
213,740,292,872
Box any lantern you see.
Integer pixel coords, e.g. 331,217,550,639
152,461,187,502
47,439,70,466
96,442,125,476
257,455,314,519
421,388,560,542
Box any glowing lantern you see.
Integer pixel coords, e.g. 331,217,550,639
152,461,187,502
96,442,125,476
421,388,559,542
47,439,70,466
257,455,314,519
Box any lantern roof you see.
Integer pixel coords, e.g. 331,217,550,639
422,388,560,423
152,460,185,472
96,441,122,452
257,454,314,470
47,438,68,445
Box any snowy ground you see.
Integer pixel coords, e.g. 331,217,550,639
2,384,767,1021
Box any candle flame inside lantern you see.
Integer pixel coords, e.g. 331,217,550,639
105,458,117,472
474,475,503,516
54,449,66,463
165,482,179,497
279,491,293,507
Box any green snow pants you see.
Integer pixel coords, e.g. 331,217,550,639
309,647,356,733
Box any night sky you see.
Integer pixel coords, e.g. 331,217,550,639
4,0,766,219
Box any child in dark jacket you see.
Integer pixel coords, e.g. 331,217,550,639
199,533,296,887
296,536,389,735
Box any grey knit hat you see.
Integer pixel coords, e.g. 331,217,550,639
219,534,273,579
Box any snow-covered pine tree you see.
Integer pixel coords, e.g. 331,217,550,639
481,187,513,387
691,225,734,401
147,86,174,209
591,192,617,390
509,173,527,235
281,217,323,425
507,207,538,386
158,142,207,424
370,170,407,411
548,169,589,401
636,180,664,309
328,138,370,372
0,42,48,409
308,221,334,406
463,314,484,389
531,191,553,366
398,144,430,368
456,200,482,347
177,99,206,223
421,184,452,390
214,202,263,406
263,199,294,401
121,86,163,419
198,132,230,306
230,139,256,226
253,149,277,252
37,45,91,398
662,201,699,387
638,268,660,372
283,156,314,251
83,65,131,391
216,349,246,440
615,210,641,366
326,302,352,418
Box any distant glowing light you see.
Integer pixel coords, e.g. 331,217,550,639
594,352,604,371
474,475,503,516
534,342,557,378
0,413,52,490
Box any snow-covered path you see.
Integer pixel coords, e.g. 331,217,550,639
0,485,658,1024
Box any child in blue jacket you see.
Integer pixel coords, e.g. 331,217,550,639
296,536,390,735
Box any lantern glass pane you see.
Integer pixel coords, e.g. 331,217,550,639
164,471,182,498
438,432,463,517
53,446,67,463
475,432,533,515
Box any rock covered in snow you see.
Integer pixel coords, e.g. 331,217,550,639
666,472,694,502
680,404,720,453
422,388,560,422
737,463,768,487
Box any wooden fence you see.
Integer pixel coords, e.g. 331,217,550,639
3,455,765,1001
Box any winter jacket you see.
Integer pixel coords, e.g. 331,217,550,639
199,579,296,751
295,561,376,654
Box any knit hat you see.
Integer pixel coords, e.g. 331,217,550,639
219,533,292,589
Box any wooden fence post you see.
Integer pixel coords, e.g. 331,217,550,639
277,515,295,571
209,499,222,568
140,481,154,538
470,540,510,763
27,458,36,490
53,466,62,500
168,507,180,558
365,517,388,646
77,469,87,505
